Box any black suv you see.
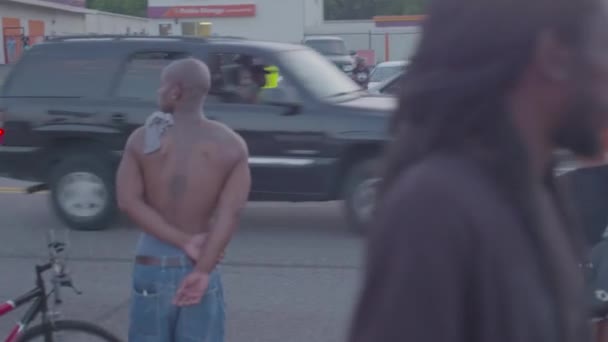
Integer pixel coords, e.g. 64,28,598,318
0,35,394,233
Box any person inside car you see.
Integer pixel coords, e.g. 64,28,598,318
235,55,269,103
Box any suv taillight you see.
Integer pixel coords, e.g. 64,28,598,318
0,109,5,145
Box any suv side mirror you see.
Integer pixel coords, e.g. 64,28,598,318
349,50,357,56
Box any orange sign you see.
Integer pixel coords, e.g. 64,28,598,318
373,15,425,27
148,4,256,18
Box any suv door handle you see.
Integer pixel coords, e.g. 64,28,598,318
111,113,126,123
48,110,94,118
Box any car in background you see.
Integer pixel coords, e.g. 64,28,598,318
302,36,356,74
368,60,407,89
368,71,403,96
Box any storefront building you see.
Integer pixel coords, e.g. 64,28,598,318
148,0,323,43
0,0,150,64
1,0,86,63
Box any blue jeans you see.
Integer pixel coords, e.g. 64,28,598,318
128,258,225,342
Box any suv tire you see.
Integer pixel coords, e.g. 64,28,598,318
49,153,116,231
343,159,381,234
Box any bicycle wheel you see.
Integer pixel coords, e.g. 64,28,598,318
18,320,122,342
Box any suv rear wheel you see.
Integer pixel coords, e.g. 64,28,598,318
343,159,381,234
49,154,116,231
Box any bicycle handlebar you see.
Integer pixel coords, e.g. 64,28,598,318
44,237,81,305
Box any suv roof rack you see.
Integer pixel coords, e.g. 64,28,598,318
45,34,248,43
46,35,205,42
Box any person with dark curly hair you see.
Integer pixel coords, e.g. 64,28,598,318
348,0,608,341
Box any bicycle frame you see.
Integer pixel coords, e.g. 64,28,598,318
0,263,53,342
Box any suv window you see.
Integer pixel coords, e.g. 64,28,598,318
5,47,118,97
116,52,189,101
277,49,360,99
207,52,299,105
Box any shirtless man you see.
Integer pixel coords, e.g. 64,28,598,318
116,57,250,342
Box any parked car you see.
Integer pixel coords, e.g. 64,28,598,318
0,35,394,233
302,36,356,74
369,71,403,96
368,60,408,89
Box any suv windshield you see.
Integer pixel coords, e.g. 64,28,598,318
278,49,361,99
304,39,347,56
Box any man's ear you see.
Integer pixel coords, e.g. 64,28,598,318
535,30,574,82
171,84,182,100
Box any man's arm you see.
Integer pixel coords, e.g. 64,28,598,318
116,129,190,250
195,139,251,273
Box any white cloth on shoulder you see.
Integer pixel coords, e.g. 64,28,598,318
143,111,174,154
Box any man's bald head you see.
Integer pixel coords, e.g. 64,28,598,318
157,58,211,114
165,58,211,98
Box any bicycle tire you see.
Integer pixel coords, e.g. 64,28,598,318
17,319,122,342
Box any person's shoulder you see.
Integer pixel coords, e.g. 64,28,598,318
374,154,484,256
396,154,484,193
207,119,248,158
383,154,487,216
124,127,145,155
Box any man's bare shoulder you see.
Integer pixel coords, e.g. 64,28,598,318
122,127,147,159
205,120,248,159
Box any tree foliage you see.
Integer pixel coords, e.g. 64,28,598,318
325,0,425,20
86,0,147,17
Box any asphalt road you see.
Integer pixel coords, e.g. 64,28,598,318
0,178,365,342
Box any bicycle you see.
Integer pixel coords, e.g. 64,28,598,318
0,231,122,341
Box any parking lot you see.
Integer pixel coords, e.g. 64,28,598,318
0,178,364,342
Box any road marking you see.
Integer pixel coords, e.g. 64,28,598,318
0,187,48,194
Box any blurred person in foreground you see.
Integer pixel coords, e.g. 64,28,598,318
117,58,250,342
348,0,608,341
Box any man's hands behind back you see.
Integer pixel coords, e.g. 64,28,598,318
174,234,222,307
182,233,224,263
173,269,211,307
177,234,212,307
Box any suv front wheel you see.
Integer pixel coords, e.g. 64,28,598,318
343,159,381,234
49,154,116,231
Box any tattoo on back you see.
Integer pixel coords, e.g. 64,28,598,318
164,121,226,221
167,128,196,218
170,173,188,200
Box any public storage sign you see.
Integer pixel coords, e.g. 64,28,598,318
40,0,85,7
148,4,256,18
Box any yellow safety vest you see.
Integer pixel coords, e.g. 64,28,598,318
263,65,279,89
